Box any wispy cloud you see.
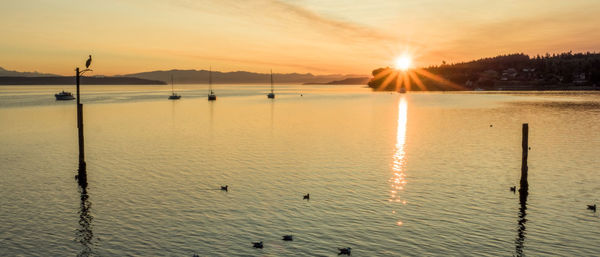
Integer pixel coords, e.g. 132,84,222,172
437,3,600,62
165,0,404,44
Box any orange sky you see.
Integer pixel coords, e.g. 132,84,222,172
1,0,599,76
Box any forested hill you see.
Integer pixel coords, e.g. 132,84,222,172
368,52,600,91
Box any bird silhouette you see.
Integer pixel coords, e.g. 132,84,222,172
587,204,596,212
510,186,516,193
303,193,310,200
338,247,351,255
85,55,92,68
282,235,293,241
252,241,263,248
220,185,228,191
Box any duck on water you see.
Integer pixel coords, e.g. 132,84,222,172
338,247,351,255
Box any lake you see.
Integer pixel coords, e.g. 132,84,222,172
1,84,599,256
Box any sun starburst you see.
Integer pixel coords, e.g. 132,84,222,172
369,51,465,92
394,55,412,71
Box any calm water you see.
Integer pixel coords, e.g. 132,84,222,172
1,84,599,256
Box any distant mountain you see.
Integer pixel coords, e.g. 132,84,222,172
303,77,370,85
121,69,366,84
0,66,368,85
0,66,59,77
0,76,166,85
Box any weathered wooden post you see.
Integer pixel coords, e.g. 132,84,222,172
519,123,528,194
515,123,529,256
76,67,87,187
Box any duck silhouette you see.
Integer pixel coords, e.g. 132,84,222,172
303,193,310,200
510,186,516,193
587,204,596,212
252,241,263,248
282,235,293,241
220,185,228,192
338,247,351,255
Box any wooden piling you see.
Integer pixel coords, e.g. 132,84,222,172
515,123,529,256
76,68,87,187
519,123,528,193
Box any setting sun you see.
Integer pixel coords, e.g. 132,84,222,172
394,55,412,71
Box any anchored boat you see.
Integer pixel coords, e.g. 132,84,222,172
55,91,75,100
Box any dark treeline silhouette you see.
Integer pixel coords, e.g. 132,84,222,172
369,52,600,91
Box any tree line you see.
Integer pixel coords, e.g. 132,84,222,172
368,52,600,91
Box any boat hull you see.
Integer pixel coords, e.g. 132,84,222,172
55,93,75,100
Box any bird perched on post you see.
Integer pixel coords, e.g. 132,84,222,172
86,55,92,68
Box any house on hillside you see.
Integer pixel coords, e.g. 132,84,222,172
501,68,518,81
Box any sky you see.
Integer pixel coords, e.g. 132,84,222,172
1,0,599,76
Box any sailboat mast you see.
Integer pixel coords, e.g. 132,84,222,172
270,69,274,93
209,67,212,93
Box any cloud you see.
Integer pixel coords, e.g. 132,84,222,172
164,0,406,45
439,3,600,61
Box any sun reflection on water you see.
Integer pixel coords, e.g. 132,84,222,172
390,96,408,225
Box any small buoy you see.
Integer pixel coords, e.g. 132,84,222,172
303,193,310,200
282,235,293,241
252,241,263,248
220,185,228,191
338,247,351,255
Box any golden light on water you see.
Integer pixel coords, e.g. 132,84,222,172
390,96,408,227
390,97,407,201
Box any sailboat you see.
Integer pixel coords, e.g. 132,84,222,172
168,75,181,100
208,68,216,101
267,69,275,99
